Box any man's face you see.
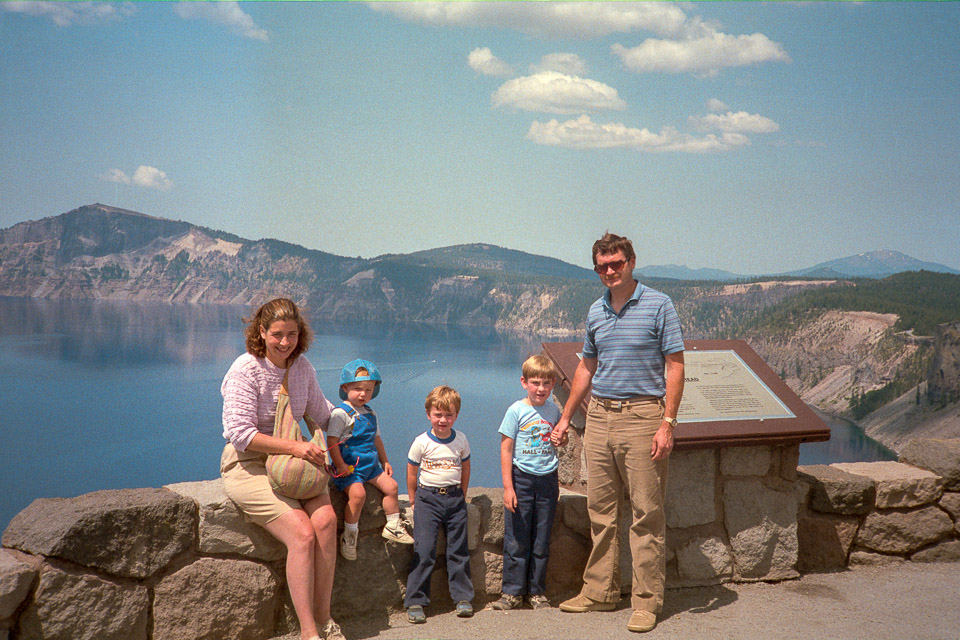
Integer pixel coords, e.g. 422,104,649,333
594,250,635,290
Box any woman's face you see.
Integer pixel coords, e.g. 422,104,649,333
260,319,299,368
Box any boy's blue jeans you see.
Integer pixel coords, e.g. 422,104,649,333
405,485,474,607
502,467,559,596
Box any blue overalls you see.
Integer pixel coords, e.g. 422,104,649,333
331,403,384,491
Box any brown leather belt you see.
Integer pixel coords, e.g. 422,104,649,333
592,395,661,411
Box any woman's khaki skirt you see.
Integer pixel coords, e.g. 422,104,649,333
220,443,327,526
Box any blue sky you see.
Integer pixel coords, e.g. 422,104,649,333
1,1,958,274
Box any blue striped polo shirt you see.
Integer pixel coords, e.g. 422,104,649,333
582,281,684,399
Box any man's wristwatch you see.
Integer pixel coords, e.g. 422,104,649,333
663,416,678,428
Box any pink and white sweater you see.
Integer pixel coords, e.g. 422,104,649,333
221,353,334,451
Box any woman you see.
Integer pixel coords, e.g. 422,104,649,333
220,298,344,640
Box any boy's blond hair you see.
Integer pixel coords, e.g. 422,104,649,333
521,354,558,381
424,385,462,414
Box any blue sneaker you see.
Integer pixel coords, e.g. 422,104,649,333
456,600,474,618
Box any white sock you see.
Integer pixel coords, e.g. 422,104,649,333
345,521,359,532
386,513,400,525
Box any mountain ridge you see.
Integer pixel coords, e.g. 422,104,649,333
4,204,956,281
2,204,959,447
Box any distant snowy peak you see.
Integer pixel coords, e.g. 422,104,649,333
786,250,959,279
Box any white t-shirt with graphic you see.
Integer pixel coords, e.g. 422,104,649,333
407,429,471,488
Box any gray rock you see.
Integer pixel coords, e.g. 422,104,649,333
478,550,503,596
331,536,410,618
723,479,798,580
940,492,960,521
467,488,503,546
165,479,285,561
795,479,812,511
557,426,581,486
798,465,876,515
17,564,149,640
797,513,859,572
848,550,905,566
467,501,481,551
675,536,733,584
900,438,960,490
153,557,278,640
910,539,960,563
720,446,772,477
0,550,36,618
559,491,589,536
778,445,801,482
546,524,588,593
832,461,943,509
2,488,195,579
666,449,716,528
856,505,954,554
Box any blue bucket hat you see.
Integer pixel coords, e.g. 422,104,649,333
339,358,382,400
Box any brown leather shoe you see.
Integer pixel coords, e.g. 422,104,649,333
627,609,657,632
558,594,616,613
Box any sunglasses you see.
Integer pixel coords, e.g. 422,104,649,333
594,259,627,274
324,455,360,478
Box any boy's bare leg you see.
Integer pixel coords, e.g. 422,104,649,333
369,472,400,515
344,482,367,524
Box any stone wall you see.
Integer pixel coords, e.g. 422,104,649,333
796,438,960,571
3,438,959,640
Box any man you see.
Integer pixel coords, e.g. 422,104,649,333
551,232,684,633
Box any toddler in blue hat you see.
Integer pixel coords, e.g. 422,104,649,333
327,359,413,560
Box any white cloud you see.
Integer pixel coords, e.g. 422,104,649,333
612,30,790,76
468,47,514,77
369,1,688,39
707,98,728,112
1,1,134,26
174,1,268,41
689,111,780,133
99,169,131,185
527,115,751,153
131,166,174,191
530,53,587,76
493,71,626,115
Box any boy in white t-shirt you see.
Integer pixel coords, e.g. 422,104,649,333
404,385,474,624
489,355,567,611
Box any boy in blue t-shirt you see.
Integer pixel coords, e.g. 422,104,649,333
489,355,568,610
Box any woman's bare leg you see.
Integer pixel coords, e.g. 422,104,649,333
305,493,338,626
262,508,320,639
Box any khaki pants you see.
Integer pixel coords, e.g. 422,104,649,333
580,396,667,613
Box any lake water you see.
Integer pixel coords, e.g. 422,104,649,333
0,297,894,530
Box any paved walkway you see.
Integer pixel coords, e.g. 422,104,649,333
317,562,960,640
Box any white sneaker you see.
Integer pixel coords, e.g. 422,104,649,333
340,528,358,560
382,519,414,544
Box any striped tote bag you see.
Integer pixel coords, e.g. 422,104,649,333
266,371,329,500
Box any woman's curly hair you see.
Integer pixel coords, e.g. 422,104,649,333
243,298,314,362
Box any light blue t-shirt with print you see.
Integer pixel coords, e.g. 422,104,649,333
498,400,561,476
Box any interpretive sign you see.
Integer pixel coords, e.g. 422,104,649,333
677,350,794,422
541,339,829,450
